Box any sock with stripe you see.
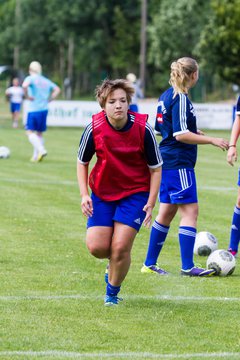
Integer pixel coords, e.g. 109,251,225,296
228,206,240,252
179,226,196,270
144,220,169,266
106,282,121,297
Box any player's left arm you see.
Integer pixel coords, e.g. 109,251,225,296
143,167,162,228
142,123,163,227
176,131,228,150
173,95,228,150
49,85,61,101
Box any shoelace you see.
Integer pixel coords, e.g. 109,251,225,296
109,296,123,303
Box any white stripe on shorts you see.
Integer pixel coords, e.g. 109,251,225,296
179,169,188,190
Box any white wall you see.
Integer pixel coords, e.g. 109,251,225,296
138,101,234,129
23,100,234,129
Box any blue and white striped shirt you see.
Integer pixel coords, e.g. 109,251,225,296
154,87,197,169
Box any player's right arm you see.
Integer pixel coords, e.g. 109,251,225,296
227,114,240,166
49,85,61,101
77,123,95,217
77,162,93,217
22,77,34,101
5,87,11,101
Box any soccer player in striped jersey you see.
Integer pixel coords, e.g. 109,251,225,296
227,95,240,257
141,57,229,277
77,79,162,306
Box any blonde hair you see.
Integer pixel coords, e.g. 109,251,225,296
126,73,137,83
95,79,135,108
169,57,198,97
29,61,42,75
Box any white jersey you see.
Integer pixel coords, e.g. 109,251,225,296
6,86,24,104
131,82,144,105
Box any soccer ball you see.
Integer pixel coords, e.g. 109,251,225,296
194,231,218,256
0,146,10,158
207,249,236,276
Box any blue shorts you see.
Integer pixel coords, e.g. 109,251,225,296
159,168,198,204
10,103,21,113
238,169,240,186
129,104,139,112
87,191,149,231
25,110,48,132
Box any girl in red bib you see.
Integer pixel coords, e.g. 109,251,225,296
77,79,162,306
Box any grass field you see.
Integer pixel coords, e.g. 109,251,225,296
0,100,240,360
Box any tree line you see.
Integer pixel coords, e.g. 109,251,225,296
0,0,239,100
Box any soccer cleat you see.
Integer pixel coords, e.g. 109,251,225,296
181,266,216,277
228,248,238,258
104,264,109,284
30,156,38,162
37,150,47,162
104,295,123,306
141,264,168,275
12,121,18,128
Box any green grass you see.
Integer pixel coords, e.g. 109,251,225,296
0,99,240,360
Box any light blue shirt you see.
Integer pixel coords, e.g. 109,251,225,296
23,74,57,112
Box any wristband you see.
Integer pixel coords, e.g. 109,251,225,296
229,145,236,148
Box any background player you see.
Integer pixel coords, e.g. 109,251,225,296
77,78,162,306
5,77,24,128
141,57,229,277
126,73,144,112
22,61,61,162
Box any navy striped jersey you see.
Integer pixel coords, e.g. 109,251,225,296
78,112,163,169
154,87,197,169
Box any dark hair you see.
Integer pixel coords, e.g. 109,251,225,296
95,79,135,108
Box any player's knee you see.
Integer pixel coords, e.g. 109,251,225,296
86,241,110,259
111,245,129,263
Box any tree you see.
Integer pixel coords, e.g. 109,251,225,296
147,0,210,93
0,0,16,66
108,4,141,76
197,0,240,85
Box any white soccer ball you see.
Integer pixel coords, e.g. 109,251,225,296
207,249,236,276
0,146,10,159
194,231,218,256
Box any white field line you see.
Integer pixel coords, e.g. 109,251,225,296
0,350,240,358
0,177,76,186
0,177,236,191
0,294,239,302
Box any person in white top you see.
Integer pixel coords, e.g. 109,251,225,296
5,78,24,128
126,73,144,112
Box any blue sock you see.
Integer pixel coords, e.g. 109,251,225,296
106,282,121,297
144,221,169,266
229,206,240,252
179,226,196,270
